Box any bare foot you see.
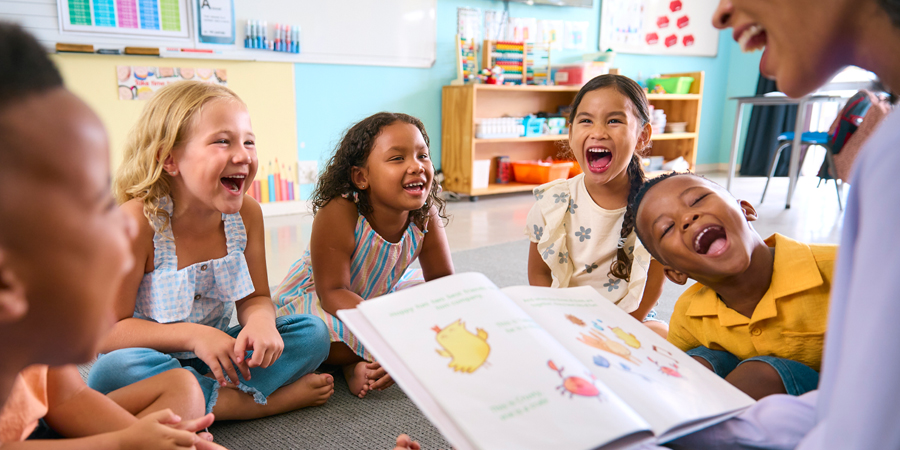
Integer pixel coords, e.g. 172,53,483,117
343,361,371,398
366,361,395,391
211,373,334,420
288,373,335,407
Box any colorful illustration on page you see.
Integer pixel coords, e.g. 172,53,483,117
548,360,604,401
577,328,641,365
648,345,683,378
433,320,490,373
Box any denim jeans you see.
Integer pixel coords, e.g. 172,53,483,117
87,314,330,414
687,346,819,396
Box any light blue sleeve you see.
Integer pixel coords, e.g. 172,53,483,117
797,108,900,449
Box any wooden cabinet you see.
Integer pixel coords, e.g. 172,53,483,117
440,71,704,198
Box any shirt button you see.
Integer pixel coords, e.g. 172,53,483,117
194,294,201,301
200,264,208,271
751,327,762,336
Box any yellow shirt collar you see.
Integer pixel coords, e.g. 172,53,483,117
684,233,824,326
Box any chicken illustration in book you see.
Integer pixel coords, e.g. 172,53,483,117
434,319,491,373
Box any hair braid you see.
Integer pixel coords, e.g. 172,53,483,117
609,154,647,281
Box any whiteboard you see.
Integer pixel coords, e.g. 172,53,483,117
599,0,719,57
1,0,436,68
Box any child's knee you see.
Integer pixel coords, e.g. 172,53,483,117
158,368,206,416
87,348,179,393
282,315,331,357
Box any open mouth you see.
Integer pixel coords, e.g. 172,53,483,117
585,147,613,173
693,225,728,256
220,174,246,194
736,24,767,52
403,180,427,195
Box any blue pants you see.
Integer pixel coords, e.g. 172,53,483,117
88,314,330,414
687,346,819,396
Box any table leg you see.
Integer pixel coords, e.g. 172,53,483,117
786,98,809,208
727,103,746,191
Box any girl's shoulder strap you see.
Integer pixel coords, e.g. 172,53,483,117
150,196,177,270
223,209,248,254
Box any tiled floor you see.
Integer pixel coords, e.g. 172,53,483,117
263,172,846,287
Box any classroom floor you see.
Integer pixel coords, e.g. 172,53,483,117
263,172,847,287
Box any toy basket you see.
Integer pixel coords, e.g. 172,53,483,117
646,76,694,94
512,160,574,184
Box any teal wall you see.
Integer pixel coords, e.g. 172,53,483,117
293,0,760,196
717,42,763,167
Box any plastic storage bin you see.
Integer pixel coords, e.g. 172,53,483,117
522,116,546,137
645,76,694,94
512,160,574,184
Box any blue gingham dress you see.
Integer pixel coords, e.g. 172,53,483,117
134,197,256,359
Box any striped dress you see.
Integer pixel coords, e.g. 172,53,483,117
272,214,425,360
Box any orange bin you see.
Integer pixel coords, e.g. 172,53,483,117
512,160,574,184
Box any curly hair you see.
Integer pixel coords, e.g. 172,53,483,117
312,112,446,229
113,81,243,231
567,75,652,281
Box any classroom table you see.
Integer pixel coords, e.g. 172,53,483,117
726,94,844,208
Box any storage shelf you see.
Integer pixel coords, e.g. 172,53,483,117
441,71,703,197
474,135,567,144
646,93,701,100
651,132,698,141
471,182,540,196
468,84,582,92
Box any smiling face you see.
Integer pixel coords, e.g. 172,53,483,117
713,0,857,97
568,87,650,190
635,175,763,284
353,121,434,215
168,98,257,214
0,89,136,364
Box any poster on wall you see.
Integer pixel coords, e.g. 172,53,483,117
599,0,719,57
196,0,235,44
59,0,190,38
116,66,226,100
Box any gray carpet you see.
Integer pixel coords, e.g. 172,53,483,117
79,239,689,449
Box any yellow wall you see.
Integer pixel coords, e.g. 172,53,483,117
50,53,297,173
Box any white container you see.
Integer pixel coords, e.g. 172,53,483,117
472,160,491,190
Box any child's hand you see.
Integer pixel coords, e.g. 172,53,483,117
193,326,251,386
366,361,395,391
393,434,421,450
113,409,207,450
234,316,284,369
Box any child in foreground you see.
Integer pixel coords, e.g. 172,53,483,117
273,112,454,398
88,81,333,420
526,74,667,337
633,172,832,399
0,23,224,448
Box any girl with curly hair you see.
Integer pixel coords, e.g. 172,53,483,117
273,112,454,398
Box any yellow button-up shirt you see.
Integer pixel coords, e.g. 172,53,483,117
667,234,836,371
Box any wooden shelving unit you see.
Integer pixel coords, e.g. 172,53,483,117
440,71,704,199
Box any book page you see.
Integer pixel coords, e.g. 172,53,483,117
356,273,653,450
503,285,755,439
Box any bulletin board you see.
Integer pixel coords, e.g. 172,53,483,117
599,0,719,57
2,0,436,68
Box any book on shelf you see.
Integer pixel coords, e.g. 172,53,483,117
338,272,755,450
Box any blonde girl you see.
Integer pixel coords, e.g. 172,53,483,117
87,81,334,420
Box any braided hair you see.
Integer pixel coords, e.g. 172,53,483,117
568,75,652,281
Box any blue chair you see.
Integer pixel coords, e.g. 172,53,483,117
760,131,843,210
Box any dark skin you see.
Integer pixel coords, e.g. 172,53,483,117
635,175,786,399
311,122,454,398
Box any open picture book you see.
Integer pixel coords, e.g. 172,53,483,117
338,272,755,450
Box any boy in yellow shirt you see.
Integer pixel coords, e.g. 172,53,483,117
633,172,833,400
